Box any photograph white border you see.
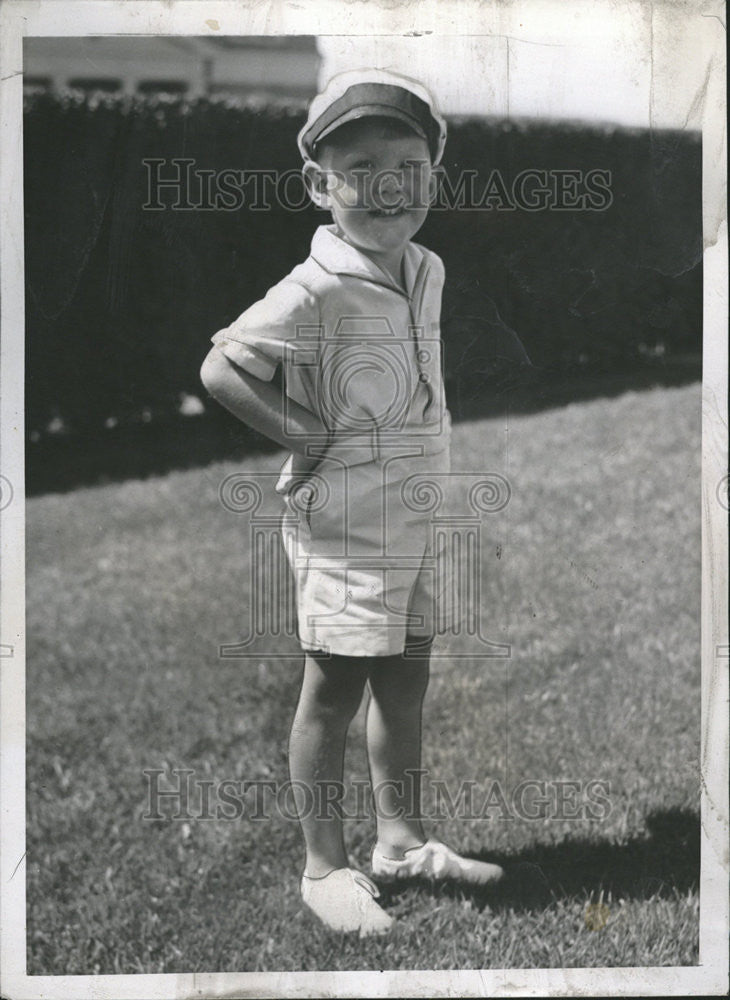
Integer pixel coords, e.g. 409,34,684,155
1,1,727,997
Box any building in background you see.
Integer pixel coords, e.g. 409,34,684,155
23,36,320,104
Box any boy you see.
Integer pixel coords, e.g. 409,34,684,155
200,70,503,936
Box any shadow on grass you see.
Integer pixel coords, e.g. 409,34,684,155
26,359,700,497
379,807,700,913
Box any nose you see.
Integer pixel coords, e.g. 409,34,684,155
373,168,404,208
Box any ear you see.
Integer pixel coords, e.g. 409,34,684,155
302,160,331,209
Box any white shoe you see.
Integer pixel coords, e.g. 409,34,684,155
301,868,395,936
371,838,504,886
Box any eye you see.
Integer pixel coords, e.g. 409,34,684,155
350,159,374,171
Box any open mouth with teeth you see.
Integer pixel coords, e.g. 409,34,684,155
369,204,407,217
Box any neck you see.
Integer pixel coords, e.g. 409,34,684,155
355,243,406,289
333,226,406,289
367,248,405,289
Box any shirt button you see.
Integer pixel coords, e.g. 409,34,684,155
419,372,430,383
416,349,430,363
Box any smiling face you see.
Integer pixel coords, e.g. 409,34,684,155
305,117,435,270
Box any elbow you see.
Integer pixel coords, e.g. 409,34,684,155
200,347,230,397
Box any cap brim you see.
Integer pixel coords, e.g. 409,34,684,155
313,105,428,149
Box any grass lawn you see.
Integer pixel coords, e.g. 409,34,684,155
26,382,701,973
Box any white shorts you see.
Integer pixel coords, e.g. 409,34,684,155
281,447,451,657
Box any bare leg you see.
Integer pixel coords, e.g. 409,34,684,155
366,648,430,857
288,652,370,877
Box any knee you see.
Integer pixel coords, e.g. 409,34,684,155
369,661,430,716
312,686,363,727
299,664,367,728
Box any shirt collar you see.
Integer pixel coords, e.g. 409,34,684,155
310,224,426,299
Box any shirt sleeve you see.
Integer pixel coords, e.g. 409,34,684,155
210,279,320,382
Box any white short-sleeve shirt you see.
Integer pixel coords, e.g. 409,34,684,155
211,225,450,485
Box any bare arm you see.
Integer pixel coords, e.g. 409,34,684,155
200,346,326,455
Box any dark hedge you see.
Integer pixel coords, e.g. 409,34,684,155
24,93,702,440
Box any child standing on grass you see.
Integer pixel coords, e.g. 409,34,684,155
201,70,503,936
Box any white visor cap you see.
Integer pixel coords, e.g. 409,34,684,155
298,69,447,166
